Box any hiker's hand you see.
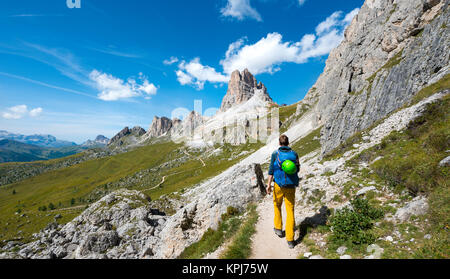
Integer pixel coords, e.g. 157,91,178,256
266,185,272,195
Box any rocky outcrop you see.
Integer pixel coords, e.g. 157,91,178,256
220,69,273,112
2,164,266,259
108,126,146,147
300,0,449,156
147,117,174,138
171,111,205,142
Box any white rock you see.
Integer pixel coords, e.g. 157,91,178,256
356,186,377,196
438,156,450,167
395,196,429,222
309,255,324,259
340,255,352,259
386,236,394,242
303,252,313,258
336,246,347,255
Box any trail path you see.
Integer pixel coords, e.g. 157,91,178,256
249,194,306,259
183,150,206,167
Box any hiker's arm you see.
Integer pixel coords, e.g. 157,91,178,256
295,152,300,173
266,152,276,194
266,175,273,194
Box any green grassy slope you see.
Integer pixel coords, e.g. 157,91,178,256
0,140,263,244
0,142,180,242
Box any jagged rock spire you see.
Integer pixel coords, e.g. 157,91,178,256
220,69,273,112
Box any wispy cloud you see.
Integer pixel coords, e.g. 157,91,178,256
9,14,64,18
0,42,160,102
90,70,158,101
0,72,96,99
163,56,179,65
221,0,262,22
88,47,142,58
2,105,43,120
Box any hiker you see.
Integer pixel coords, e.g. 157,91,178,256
266,134,300,249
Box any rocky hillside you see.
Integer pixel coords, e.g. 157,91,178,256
1,164,265,259
299,0,449,156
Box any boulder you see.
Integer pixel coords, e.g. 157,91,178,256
394,196,429,222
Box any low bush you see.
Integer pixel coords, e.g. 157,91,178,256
329,197,383,245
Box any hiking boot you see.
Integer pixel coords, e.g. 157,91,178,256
274,228,285,238
287,241,296,249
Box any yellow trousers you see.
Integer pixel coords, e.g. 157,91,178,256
273,183,296,242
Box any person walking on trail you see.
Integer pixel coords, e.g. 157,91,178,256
266,134,300,249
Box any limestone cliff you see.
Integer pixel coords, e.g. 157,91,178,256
300,0,449,156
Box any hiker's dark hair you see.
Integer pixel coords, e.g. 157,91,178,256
279,134,289,146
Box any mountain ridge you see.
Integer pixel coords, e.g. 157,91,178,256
0,130,77,148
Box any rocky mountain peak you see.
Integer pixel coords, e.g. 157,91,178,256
146,116,174,138
94,135,109,144
108,126,146,147
220,68,273,112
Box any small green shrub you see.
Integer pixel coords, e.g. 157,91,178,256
330,197,383,244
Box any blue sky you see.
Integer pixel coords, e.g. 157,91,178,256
0,0,364,143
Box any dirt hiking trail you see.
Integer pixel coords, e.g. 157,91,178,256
250,194,306,259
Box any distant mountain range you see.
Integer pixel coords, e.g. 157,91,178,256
0,139,87,163
0,130,77,148
0,131,110,163
81,135,110,147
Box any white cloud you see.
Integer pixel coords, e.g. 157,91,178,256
89,70,158,101
2,105,43,119
176,58,229,90
220,8,359,75
163,56,179,65
29,107,43,117
221,0,262,22
315,11,342,35
343,8,360,25
175,8,360,89
298,0,306,6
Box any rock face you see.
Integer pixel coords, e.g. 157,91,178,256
2,164,265,259
146,117,174,138
300,0,449,156
220,69,273,112
108,126,146,147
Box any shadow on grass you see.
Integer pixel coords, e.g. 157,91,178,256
296,206,331,243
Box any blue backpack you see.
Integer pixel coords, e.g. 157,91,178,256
274,150,300,187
